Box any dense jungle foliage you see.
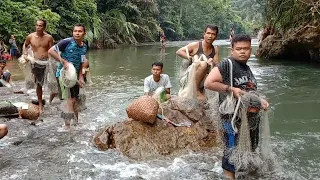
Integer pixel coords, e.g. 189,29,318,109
0,0,317,48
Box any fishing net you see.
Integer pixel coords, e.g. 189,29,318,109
178,52,208,99
228,92,263,171
59,63,77,88
219,92,275,177
219,59,236,115
126,96,159,124
18,53,35,89
47,57,59,94
82,67,93,85
75,88,87,112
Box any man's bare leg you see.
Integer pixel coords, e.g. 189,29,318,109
36,85,44,113
72,98,79,125
195,61,208,101
223,170,235,180
49,93,56,104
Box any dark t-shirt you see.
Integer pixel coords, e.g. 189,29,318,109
217,57,257,104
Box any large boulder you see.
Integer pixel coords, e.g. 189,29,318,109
93,97,217,159
255,24,320,62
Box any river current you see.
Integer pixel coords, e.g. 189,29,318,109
0,40,319,180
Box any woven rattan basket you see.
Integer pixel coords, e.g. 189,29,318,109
126,96,159,124
19,103,40,120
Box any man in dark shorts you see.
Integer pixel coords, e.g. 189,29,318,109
48,24,88,129
22,19,54,113
176,24,219,101
9,35,18,60
204,34,269,179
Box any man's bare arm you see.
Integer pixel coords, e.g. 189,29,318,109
48,46,68,68
48,36,54,49
176,42,197,61
23,35,31,55
213,46,219,65
204,66,227,92
204,66,246,98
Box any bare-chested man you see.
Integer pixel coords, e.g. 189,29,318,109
23,19,54,113
176,24,219,101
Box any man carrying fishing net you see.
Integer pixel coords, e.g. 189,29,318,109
204,34,269,179
48,24,88,130
176,25,219,101
22,19,55,113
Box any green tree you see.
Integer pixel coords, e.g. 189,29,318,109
0,0,60,44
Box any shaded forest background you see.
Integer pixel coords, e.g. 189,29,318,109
0,0,318,48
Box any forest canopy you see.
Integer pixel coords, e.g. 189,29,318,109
0,0,276,48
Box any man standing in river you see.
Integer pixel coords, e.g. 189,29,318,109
23,19,54,113
204,34,269,179
176,24,219,101
9,34,19,60
48,24,88,129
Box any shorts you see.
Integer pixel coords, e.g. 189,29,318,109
31,61,48,86
221,113,260,172
59,78,79,99
10,48,17,57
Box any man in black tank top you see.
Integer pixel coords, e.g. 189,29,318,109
176,25,219,101
204,34,269,179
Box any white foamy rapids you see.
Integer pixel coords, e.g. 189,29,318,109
66,149,224,180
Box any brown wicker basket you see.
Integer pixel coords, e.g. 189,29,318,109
19,103,40,120
126,96,159,124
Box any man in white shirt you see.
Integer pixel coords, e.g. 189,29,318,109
144,62,172,96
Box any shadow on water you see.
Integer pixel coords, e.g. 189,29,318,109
0,40,319,179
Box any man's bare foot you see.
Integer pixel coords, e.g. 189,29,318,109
39,105,43,114
64,119,71,129
49,93,57,104
72,118,78,126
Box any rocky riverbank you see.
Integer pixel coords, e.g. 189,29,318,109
255,24,320,62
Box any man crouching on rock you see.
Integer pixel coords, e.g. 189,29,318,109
176,25,219,101
144,61,172,101
23,19,54,113
204,34,269,179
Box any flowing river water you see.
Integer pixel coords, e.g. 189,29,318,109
0,40,319,179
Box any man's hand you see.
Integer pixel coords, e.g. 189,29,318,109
207,58,215,66
231,87,245,99
260,98,269,111
62,60,69,69
78,78,85,88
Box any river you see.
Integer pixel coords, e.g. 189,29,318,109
0,40,319,180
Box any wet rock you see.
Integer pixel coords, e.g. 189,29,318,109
93,97,216,159
167,97,205,122
255,24,320,62
0,101,19,117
